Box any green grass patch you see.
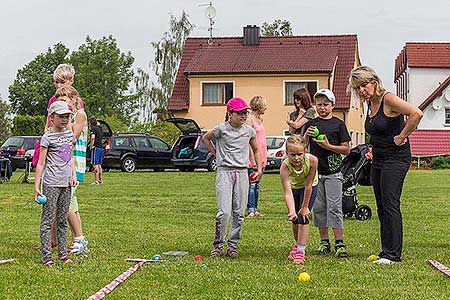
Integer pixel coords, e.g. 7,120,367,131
1,169,449,299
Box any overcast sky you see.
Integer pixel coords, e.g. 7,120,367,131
1,0,449,103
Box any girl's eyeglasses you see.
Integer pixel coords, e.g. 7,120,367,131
233,111,249,116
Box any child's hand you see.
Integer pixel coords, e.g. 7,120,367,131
71,178,78,187
251,171,262,182
305,126,316,137
35,189,42,203
313,134,329,149
298,207,310,222
288,210,298,221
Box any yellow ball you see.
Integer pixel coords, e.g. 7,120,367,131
367,254,378,261
298,272,311,282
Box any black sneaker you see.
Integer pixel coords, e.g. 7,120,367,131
335,242,349,258
314,241,331,255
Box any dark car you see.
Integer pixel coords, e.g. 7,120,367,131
166,118,216,172
0,136,40,170
102,133,174,172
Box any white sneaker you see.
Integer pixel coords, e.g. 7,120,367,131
70,237,89,255
373,258,395,265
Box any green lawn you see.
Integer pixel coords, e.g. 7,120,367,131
0,169,449,299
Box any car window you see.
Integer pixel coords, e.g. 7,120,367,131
24,138,38,149
266,137,287,149
2,137,24,147
114,137,130,147
134,136,151,148
148,137,168,150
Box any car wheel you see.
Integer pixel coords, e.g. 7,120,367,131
207,157,217,172
121,157,136,173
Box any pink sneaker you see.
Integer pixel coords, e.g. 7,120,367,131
292,249,305,264
287,245,299,260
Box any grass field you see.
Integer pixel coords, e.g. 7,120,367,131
0,169,449,299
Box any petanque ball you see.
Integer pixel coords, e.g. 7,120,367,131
298,272,311,282
311,127,320,137
152,254,161,261
317,134,325,141
37,195,47,205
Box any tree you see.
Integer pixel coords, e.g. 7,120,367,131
261,19,293,37
69,35,137,125
8,43,69,115
0,97,12,144
135,11,194,121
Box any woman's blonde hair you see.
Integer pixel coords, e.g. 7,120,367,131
55,85,81,110
347,66,385,100
249,96,267,111
53,64,75,82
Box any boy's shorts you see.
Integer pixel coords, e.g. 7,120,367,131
91,147,104,165
292,185,318,225
313,172,344,229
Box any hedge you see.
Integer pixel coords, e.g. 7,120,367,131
12,115,45,136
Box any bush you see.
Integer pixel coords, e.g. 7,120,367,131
132,120,179,145
101,115,129,134
430,156,450,169
12,115,45,136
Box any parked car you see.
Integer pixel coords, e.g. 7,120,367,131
0,136,40,171
166,118,216,172
265,136,289,170
102,133,174,172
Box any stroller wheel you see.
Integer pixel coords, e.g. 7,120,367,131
355,205,372,221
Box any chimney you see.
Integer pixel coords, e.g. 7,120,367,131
243,25,260,46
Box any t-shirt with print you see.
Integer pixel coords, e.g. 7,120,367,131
40,129,75,187
305,116,350,175
213,122,256,168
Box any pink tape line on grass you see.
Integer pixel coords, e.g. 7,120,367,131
428,260,450,277
87,261,146,300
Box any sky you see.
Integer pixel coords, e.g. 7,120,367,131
1,0,449,103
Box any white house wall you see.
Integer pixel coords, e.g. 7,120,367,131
419,85,450,129
408,67,450,107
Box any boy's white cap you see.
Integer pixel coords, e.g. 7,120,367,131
314,89,336,103
48,100,72,115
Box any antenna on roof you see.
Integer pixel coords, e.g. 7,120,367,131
199,1,216,45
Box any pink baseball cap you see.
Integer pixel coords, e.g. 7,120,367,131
226,98,249,112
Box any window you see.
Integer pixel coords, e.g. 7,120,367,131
133,136,151,148
148,137,169,150
446,108,450,125
284,81,318,105
350,130,354,146
114,137,130,147
202,82,234,105
356,132,359,145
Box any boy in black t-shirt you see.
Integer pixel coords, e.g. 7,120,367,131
304,89,351,258
89,118,104,185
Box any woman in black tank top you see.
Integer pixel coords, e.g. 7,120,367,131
348,66,423,264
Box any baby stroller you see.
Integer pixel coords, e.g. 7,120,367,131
340,144,372,221
0,158,13,183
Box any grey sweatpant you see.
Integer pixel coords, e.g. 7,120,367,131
40,185,71,261
313,172,344,229
213,167,249,250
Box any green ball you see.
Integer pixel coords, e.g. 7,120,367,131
317,134,325,141
311,128,320,137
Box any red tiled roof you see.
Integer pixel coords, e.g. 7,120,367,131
395,43,450,81
409,130,450,156
169,35,359,111
184,46,339,74
418,76,450,110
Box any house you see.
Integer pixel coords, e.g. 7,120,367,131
169,26,365,145
394,42,450,157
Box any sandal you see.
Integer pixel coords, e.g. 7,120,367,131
59,256,77,264
43,259,54,266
